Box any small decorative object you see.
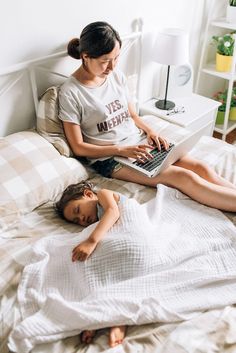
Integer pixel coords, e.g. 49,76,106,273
211,33,235,72
212,87,236,124
158,63,193,99
166,106,185,116
226,0,236,23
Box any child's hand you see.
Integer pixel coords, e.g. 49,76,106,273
72,239,97,262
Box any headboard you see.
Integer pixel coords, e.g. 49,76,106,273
0,30,142,137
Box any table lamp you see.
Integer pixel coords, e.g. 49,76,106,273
153,28,189,110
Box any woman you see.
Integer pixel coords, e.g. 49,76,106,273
58,21,236,212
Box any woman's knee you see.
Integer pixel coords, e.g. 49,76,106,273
177,168,199,188
162,166,200,189
194,160,213,178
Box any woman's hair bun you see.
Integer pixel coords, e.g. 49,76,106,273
67,38,81,59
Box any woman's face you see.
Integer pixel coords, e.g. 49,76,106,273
63,190,98,226
83,41,121,78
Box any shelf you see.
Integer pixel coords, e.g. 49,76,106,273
214,119,236,134
202,63,236,80
195,7,236,140
211,18,236,30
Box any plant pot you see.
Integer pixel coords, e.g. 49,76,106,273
216,53,233,72
229,106,236,120
226,5,236,23
216,110,225,124
216,108,236,124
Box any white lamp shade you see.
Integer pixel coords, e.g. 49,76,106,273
153,28,189,66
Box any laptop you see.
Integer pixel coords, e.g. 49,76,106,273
114,123,209,178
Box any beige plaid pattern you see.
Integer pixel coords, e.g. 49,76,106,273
1,134,236,353
36,86,73,157
0,130,89,219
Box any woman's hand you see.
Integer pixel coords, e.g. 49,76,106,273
119,144,154,162
146,130,169,150
72,239,97,262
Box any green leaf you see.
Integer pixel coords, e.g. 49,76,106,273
211,32,235,56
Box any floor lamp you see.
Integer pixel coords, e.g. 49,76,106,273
153,28,189,110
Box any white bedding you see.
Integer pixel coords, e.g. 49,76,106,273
8,184,236,353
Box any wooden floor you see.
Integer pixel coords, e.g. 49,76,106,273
213,128,236,145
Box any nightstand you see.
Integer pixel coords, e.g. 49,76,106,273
139,93,221,136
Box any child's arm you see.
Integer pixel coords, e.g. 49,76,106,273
72,189,120,262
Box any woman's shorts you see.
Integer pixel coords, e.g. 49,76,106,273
91,158,122,178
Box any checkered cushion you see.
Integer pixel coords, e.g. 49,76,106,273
0,130,89,216
36,86,73,157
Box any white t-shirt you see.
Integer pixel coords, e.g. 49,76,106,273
58,69,143,162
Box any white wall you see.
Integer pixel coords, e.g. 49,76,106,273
0,0,212,68
0,0,139,67
0,0,227,134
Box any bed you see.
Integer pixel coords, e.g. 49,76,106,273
1,29,236,353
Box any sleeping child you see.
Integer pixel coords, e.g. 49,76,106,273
56,180,127,347
9,180,236,353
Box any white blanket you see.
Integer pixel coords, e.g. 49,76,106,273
8,185,236,353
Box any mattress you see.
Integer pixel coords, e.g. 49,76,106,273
1,135,236,353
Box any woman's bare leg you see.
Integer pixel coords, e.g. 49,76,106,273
174,155,236,189
112,165,163,187
112,164,236,212
109,325,126,347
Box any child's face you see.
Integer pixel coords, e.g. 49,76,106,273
63,190,98,226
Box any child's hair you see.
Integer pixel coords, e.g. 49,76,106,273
55,180,94,219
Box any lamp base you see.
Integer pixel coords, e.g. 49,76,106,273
155,100,175,110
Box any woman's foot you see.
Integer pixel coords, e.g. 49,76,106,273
80,329,96,344
109,325,126,347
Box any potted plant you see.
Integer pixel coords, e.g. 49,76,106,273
212,87,236,124
230,87,236,120
213,90,227,124
211,33,235,72
226,0,236,23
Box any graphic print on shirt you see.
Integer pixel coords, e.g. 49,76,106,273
97,99,131,132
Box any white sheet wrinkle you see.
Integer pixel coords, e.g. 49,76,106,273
8,185,236,353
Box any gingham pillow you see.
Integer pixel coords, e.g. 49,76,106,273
36,86,73,157
0,130,89,216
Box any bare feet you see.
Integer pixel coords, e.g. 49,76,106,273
80,330,96,344
109,325,126,347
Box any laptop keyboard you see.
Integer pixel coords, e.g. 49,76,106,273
132,143,175,172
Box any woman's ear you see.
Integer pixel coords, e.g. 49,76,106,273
81,53,89,61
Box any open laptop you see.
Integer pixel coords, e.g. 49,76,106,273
114,123,209,178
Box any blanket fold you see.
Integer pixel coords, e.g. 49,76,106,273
8,185,236,353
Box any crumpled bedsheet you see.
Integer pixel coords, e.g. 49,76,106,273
8,184,236,353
